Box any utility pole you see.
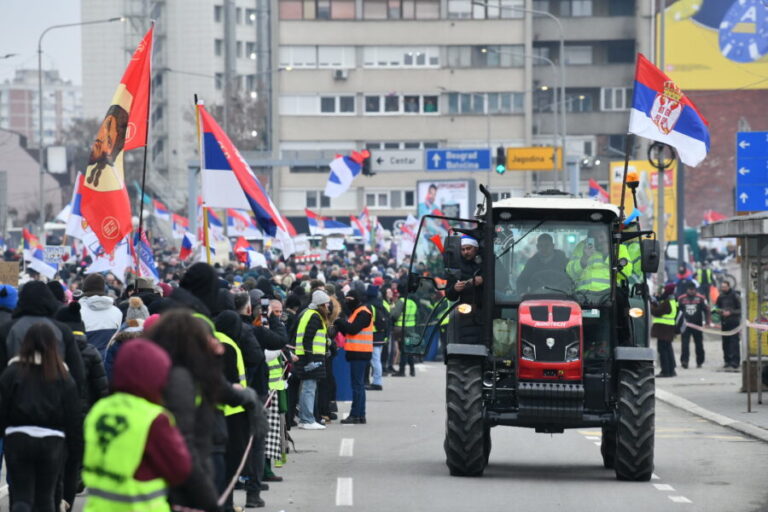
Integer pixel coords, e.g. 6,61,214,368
223,0,236,133
657,0,667,284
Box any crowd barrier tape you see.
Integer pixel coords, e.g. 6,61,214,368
683,321,768,337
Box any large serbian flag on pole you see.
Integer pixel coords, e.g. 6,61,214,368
78,26,154,254
628,54,710,167
197,102,294,255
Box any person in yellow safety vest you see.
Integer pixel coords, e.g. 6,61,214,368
334,289,374,424
83,339,192,512
622,221,643,282
392,282,417,377
294,290,331,430
695,262,715,298
651,283,679,378
567,228,632,291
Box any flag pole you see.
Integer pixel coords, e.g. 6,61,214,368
204,206,212,264
137,21,155,250
617,133,634,223
194,94,212,265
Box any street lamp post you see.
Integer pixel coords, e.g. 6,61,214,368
37,17,123,237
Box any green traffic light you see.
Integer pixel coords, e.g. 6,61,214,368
495,164,506,175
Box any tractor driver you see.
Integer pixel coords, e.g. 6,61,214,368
516,233,569,294
446,235,483,304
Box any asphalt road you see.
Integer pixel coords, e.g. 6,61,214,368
34,360,768,512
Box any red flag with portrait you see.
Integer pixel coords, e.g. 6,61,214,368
78,26,153,254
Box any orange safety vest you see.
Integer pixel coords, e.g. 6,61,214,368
344,305,374,353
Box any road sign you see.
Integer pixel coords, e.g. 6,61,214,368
425,149,491,171
736,131,768,212
505,146,562,171
369,150,423,172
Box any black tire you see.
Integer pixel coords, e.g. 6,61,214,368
614,363,655,481
444,358,486,476
601,426,616,469
483,425,492,465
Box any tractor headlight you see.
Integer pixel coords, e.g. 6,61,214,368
565,342,580,362
628,307,644,318
456,303,473,315
521,341,535,361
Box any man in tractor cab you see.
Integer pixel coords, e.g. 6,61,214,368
516,233,569,295
567,227,633,292
446,236,482,304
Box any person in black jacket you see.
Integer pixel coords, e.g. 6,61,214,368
334,289,373,425
445,236,483,304
715,281,742,371
0,322,82,511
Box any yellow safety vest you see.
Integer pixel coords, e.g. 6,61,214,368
295,309,327,356
396,298,417,328
345,305,374,353
653,298,678,326
83,392,171,512
267,356,286,391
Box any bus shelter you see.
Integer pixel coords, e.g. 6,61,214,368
701,213,768,412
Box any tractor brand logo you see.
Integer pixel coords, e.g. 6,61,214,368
546,338,555,349
533,321,568,328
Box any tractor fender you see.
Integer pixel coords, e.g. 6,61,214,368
614,346,656,362
446,343,488,358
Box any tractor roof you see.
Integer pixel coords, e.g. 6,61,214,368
493,196,621,218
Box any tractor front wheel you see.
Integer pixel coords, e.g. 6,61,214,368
614,363,655,481
444,358,486,477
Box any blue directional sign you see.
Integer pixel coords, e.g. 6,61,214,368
425,149,491,171
735,132,768,212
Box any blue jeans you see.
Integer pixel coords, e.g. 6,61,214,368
371,346,384,386
349,360,368,418
298,379,318,424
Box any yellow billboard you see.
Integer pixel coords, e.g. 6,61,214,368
505,147,562,171
663,0,768,90
609,160,678,242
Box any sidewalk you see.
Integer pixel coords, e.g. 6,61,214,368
655,336,768,442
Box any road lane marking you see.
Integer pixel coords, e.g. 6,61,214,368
653,484,675,491
652,473,660,480
585,436,600,441
593,441,602,446
336,477,353,506
339,438,354,457
669,496,692,504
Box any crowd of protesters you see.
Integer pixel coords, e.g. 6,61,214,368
0,243,446,511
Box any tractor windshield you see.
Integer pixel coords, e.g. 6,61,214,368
494,220,612,306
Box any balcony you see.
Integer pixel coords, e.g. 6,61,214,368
534,62,633,89
534,16,636,42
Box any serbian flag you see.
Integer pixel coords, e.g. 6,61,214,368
199,207,225,242
628,54,710,167
281,216,298,237
703,210,727,224
588,179,609,203
227,209,263,239
324,150,369,198
153,199,171,222
306,208,353,236
179,231,196,260
233,236,250,263
133,231,160,283
78,26,153,254
22,229,57,279
171,213,189,240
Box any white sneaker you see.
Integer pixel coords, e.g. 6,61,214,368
298,422,326,430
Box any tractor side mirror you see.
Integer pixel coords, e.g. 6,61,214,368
640,239,660,273
443,235,462,281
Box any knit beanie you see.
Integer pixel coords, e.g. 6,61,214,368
0,285,18,311
46,281,66,304
83,273,106,297
126,296,150,327
311,290,331,307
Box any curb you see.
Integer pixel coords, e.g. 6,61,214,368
656,388,768,443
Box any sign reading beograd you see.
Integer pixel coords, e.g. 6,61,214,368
505,147,562,171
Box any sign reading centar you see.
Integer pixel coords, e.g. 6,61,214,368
505,147,562,171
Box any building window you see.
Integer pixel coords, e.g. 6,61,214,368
236,41,243,58
214,5,223,21
564,45,593,65
279,46,318,68
404,190,415,207
279,0,303,18
448,0,522,18
600,87,631,111
561,0,592,16
606,40,635,63
446,45,524,68
532,46,551,65
363,94,438,114
362,46,439,68
566,92,593,112
305,191,331,208
609,0,634,16
281,95,356,115
318,46,355,67
214,39,223,57
446,92,524,114
280,0,357,19
236,7,243,23
245,8,257,23
214,73,224,90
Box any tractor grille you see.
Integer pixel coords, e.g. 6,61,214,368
521,325,579,363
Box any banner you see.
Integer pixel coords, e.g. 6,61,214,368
609,160,677,242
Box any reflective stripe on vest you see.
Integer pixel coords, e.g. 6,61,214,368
267,356,286,391
345,305,374,353
654,299,678,326
396,298,417,327
295,309,327,356
216,331,247,416
83,392,170,512
576,253,611,291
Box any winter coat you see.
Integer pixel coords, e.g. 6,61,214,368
75,332,108,412
335,307,373,362
250,314,289,395
79,295,122,357
293,307,328,380
650,299,676,342
716,289,742,329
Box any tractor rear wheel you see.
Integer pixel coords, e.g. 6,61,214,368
614,363,655,481
483,425,492,465
601,426,616,469
445,358,486,476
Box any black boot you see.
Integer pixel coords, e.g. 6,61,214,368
246,490,265,508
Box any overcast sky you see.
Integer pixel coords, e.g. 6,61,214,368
0,0,82,84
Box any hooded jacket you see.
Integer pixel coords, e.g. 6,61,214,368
0,282,86,401
334,290,373,362
109,339,192,487
79,294,123,357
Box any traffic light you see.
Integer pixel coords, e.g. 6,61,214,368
361,150,375,176
495,146,506,175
